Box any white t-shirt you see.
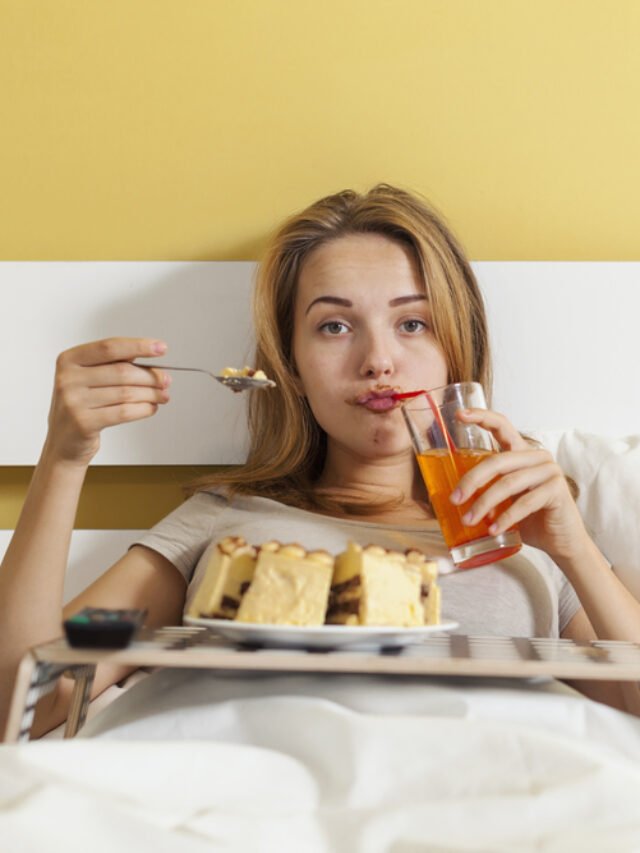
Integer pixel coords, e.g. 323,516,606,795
133,490,581,638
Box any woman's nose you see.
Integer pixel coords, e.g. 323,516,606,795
359,336,394,378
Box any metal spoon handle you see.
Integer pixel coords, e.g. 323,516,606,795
145,363,275,390
152,365,215,378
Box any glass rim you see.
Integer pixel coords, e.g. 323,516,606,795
399,381,485,410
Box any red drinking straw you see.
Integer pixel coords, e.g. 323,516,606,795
391,390,424,400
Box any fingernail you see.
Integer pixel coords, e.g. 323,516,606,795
489,523,498,535
450,488,462,504
462,511,474,525
162,373,172,388
153,341,167,354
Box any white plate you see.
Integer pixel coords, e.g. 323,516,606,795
184,616,459,650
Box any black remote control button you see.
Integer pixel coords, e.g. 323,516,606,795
63,607,147,649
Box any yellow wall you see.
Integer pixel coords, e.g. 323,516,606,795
2,0,639,527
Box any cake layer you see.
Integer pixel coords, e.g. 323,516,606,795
408,551,440,626
236,542,334,626
327,542,438,627
187,536,257,620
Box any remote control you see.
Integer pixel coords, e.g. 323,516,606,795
63,607,147,649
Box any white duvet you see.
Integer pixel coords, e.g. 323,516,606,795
3,672,640,852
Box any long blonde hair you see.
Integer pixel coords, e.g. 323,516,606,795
193,184,491,514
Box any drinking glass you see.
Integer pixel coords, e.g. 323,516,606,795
401,382,522,569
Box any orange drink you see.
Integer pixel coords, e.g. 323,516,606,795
417,448,521,568
401,382,522,569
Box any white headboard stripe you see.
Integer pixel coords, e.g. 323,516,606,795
2,261,638,465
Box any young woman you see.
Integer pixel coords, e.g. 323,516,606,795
2,184,640,739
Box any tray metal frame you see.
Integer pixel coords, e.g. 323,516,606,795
6,626,640,742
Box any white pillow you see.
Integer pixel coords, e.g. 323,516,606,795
533,430,640,602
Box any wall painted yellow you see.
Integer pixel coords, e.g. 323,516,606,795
2,0,639,528
0,467,220,530
2,0,640,262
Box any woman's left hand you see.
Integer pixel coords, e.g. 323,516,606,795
450,408,589,562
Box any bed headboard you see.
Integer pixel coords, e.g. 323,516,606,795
1,261,639,466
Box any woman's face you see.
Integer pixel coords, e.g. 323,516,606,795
292,233,449,462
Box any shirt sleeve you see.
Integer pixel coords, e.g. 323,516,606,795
558,573,582,634
130,490,229,584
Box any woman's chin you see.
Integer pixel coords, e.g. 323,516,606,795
358,427,412,459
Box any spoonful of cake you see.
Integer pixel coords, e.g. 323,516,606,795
144,364,276,392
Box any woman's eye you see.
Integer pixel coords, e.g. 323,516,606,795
320,321,349,335
400,319,428,333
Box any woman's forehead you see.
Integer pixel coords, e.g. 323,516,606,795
298,233,423,297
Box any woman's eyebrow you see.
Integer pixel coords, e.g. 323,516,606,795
305,296,352,315
305,293,427,315
389,294,428,306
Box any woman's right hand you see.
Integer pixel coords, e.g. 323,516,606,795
43,337,171,467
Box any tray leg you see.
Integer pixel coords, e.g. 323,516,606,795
63,665,96,738
3,653,36,743
4,655,70,743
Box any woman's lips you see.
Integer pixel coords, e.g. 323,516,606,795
362,396,398,412
354,388,401,412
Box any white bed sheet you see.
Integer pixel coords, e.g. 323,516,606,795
4,672,640,851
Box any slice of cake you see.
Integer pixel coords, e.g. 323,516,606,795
406,550,441,626
327,542,439,627
236,542,334,626
187,536,258,620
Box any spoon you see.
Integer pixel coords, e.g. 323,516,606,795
143,364,276,392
